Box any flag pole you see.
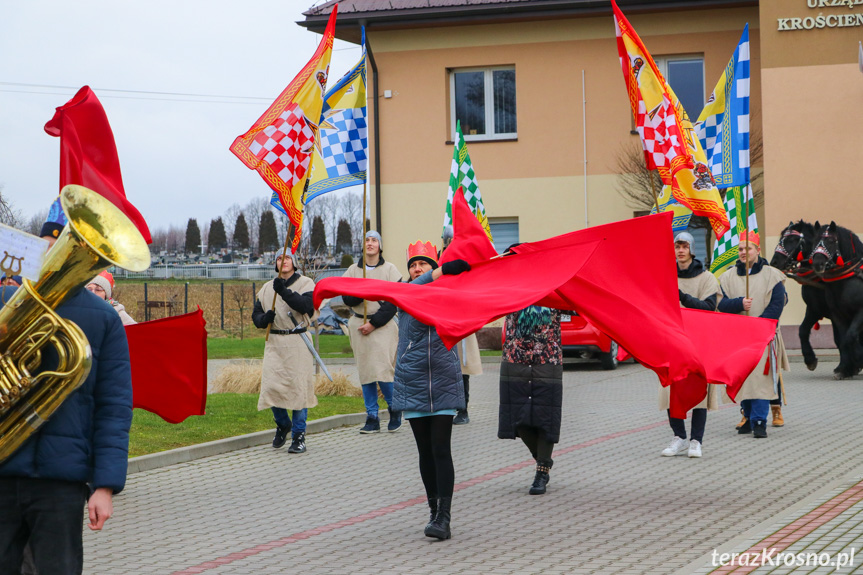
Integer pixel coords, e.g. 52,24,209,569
362,180,368,322
744,186,751,315
266,179,310,341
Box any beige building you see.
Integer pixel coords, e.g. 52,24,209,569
302,0,863,335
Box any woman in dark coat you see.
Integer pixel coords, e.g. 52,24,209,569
498,302,563,495
393,241,470,540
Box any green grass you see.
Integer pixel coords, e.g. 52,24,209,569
129,393,372,457
207,334,354,359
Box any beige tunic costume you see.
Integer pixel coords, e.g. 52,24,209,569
456,333,483,376
659,268,722,411
719,264,789,402
342,262,402,384
256,275,319,411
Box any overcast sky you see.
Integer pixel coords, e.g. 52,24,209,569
0,0,362,233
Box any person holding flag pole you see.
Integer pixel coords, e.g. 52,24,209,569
232,7,339,452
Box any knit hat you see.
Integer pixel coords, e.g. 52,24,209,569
40,196,68,239
407,240,439,269
740,230,760,248
87,270,114,299
674,231,695,248
365,230,382,250
274,252,298,273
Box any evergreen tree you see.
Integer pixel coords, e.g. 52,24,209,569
310,215,327,254
340,253,354,268
335,218,353,254
184,218,201,254
234,213,250,251
258,210,279,254
208,217,227,253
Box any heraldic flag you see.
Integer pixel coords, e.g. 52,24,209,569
710,184,758,276
612,0,729,239
443,120,493,243
650,184,692,234
231,6,337,252
696,25,751,189
303,28,368,204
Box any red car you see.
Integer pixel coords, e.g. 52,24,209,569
559,311,619,370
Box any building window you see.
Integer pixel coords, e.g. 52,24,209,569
489,218,519,254
450,67,517,141
656,56,705,121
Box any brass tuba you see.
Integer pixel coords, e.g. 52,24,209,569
0,185,150,462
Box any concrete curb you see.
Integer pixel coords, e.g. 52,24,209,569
127,411,368,475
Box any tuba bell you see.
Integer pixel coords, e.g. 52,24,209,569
0,185,150,462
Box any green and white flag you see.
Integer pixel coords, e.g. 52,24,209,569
710,184,758,277
443,120,493,242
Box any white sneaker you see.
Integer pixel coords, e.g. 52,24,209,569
688,440,702,458
661,436,688,457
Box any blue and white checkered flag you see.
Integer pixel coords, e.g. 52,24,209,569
695,24,750,189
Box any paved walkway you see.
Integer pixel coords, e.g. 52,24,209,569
86,361,863,574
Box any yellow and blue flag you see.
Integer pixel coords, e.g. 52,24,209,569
696,25,750,188
303,29,368,204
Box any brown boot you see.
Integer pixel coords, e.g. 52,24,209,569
735,408,748,430
771,405,784,427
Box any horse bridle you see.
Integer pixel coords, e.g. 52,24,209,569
774,228,803,259
811,228,836,263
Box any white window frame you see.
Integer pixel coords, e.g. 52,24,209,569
449,66,517,142
488,217,519,254
654,54,705,119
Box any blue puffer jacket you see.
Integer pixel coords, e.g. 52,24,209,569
0,287,133,493
392,271,464,413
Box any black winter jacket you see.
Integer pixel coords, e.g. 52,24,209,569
392,270,464,413
498,361,563,443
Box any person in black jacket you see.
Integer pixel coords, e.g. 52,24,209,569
0,282,133,575
393,241,470,540
498,302,563,495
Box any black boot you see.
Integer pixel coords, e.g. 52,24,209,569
453,409,470,425
272,425,290,449
287,432,306,453
424,497,452,540
425,497,438,531
529,460,553,495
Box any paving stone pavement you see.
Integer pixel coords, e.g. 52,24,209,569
85,362,863,575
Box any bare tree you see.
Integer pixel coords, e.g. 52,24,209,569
25,208,50,236
340,191,363,246
223,203,243,246
0,186,22,228
614,125,765,228
228,285,251,340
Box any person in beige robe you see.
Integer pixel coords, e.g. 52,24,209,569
718,231,789,439
341,231,404,433
251,252,318,454
660,231,721,458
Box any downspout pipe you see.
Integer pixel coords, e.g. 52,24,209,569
365,28,383,235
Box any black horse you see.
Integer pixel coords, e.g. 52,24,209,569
810,221,863,379
770,220,834,371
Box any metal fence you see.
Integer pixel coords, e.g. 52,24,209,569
110,264,349,281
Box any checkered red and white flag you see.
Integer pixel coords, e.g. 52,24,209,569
231,7,337,253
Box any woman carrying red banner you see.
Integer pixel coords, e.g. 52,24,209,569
393,241,469,540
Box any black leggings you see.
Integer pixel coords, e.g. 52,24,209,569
409,415,455,499
517,425,554,463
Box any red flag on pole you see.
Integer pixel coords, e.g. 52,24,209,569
231,7,337,253
44,86,152,243
126,309,208,424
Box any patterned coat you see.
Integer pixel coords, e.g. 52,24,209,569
498,306,563,444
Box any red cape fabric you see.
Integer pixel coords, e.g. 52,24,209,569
126,309,208,423
680,308,777,401
44,86,152,243
315,191,770,418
